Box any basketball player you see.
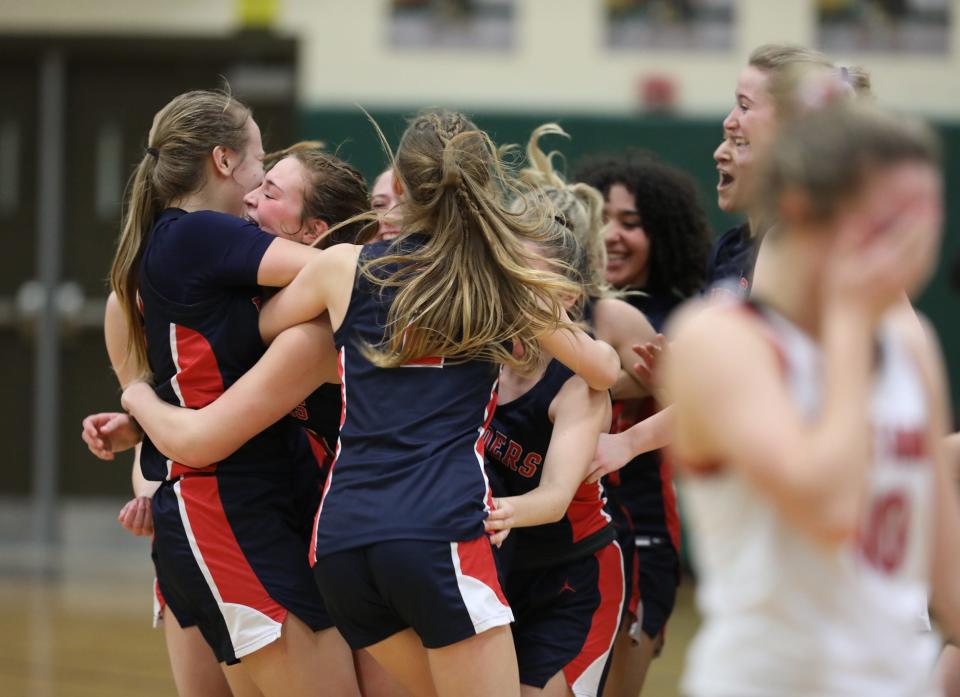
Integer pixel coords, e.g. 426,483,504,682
481,219,624,697
667,101,960,697
102,90,359,697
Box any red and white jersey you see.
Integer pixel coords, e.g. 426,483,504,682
682,306,940,697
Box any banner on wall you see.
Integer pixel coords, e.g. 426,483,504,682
817,0,951,54
389,0,514,50
605,0,735,51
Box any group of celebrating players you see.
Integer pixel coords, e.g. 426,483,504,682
80,42,960,697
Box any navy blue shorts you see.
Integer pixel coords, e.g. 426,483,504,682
507,542,624,697
152,474,333,665
313,536,514,650
604,494,639,621
634,538,679,641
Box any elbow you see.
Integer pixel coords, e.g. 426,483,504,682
587,343,621,391
177,444,219,469
157,433,219,469
541,489,573,525
545,501,567,525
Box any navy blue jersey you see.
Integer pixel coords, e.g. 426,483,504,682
624,292,682,333
606,399,680,549
484,360,614,571
137,208,303,480
703,223,756,297
290,383,342,455
312,237,500,558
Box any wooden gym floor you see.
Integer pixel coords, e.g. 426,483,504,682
0,500,700,697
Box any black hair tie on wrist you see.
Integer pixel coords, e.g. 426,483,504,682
146,147,159,158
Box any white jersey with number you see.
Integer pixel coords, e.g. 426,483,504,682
681,306,940,697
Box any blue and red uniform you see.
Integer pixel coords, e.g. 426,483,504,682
311,236,513,650
607,289,682,645
138,207,331,664
288,382,342,539
703,222,756,299
484,359,624,697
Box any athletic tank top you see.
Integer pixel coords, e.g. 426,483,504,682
682,303,940,697
311,237,500,558
137,208,303,481
484,359,614,570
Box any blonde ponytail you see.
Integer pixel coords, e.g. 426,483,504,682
109,90,252,380
361,110,581,371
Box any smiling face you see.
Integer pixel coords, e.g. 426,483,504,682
371,168,402,241
722,66,778,163
602,183,650,289
243,156,315,244
713,135,753,213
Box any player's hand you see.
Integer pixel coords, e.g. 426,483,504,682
485,498,514,547
586,432,635,483
81,412,142,460
826,166,942,321
118,496,153,536
489,527,511,548
631,334,667,390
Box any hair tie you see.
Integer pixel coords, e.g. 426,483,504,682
146,147,159,159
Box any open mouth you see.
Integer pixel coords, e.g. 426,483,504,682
717,171,735,190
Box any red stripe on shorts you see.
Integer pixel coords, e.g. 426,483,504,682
456,536,509,607
564,543,625,687
179,476,287,623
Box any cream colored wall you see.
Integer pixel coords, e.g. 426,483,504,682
3,0,959,117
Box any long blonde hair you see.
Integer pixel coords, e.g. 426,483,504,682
361,110,580,371
519,124,611,306
109,90,252,380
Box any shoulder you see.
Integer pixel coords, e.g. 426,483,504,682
668,296,747,341
171,210,267,245
326,242,364,264
592,297,652,328
549,371,610,425
721,223,750,245
178,209,252,230
667,299,779,385
592,296,656,345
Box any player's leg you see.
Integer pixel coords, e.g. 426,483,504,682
240,619,360,697
221,663,262,697
365,629,439,697
355,647,416,697
427,624,521,697
521,671,574,697
601,527,641,697
618,541,678,696
162,608,236,697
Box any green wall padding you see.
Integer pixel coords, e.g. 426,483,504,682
301,108,960,419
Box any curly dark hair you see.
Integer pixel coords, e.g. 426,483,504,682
574,150,712,300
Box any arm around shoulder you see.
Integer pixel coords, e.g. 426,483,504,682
259,243,360,344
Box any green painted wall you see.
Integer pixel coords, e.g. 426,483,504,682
301,108,960,419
